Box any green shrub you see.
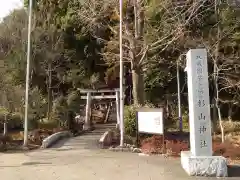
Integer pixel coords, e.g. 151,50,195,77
167,109,189,132
38,118,59,129
29,87,47,120
179,111,189,131
0,107,9,122
9,112,23,128
67,91,84,112
124,105,138,137
52,96,69,127
182,119,189,131
0,108,24,129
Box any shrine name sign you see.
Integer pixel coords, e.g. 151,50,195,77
186,49,212,156
137,108,164,135
181,48,228,177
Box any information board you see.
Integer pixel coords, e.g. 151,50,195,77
137,108,164,134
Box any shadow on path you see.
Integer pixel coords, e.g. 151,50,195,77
0,162,53,168
228,165,240,177
22,162,52,166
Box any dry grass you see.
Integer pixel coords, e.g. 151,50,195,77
9,131,24,140
214,134,240,148
215,121,240,135
140,132,240,160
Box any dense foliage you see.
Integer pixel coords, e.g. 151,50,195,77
0,0,240,130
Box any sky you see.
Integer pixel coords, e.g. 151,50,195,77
0,0,23,20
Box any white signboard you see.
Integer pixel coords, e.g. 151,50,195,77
186,49,212,156
137,109,164,134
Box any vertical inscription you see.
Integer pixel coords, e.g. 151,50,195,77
200,139,208,148
196,54,209,149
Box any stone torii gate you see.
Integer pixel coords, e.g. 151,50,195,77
77,88,121,130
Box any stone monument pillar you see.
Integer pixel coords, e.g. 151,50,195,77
181,49,228,177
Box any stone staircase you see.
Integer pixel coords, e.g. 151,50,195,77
51,122,116,150
51,102,118,150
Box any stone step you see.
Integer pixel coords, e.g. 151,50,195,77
52,121,117,149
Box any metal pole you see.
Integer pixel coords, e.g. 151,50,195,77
177,59,182,132
115,91,120,128
23,0,33,147
119,0,124,147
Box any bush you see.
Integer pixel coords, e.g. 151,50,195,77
124,105,138,137
0,108,24,130
29,87,47,119
182,111,189,131
67,91,85,112
37,118,59,129
52,95,69,127
213,140,240,160
141,135,189,156
172,111,189,132
9,112,23,129
0,107,9,122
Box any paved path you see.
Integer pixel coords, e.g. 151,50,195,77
0,121,239,179
0,148,239,180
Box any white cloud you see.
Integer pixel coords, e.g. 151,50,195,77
0,0,23,20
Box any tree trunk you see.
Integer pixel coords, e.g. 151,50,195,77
132,68,144,105
213,0,223,140
211,97,217,132
217,104,224,142
137,0,144,38
125,0,145,105
132,0,145,105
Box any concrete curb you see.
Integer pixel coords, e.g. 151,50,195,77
41,131,72,149
108,143,142,153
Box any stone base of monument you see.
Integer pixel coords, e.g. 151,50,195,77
181,151,228,177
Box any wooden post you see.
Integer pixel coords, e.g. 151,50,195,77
115,91,120,129
104,105,111,123
84,92,92,131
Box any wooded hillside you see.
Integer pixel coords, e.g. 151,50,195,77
0,0,240,130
